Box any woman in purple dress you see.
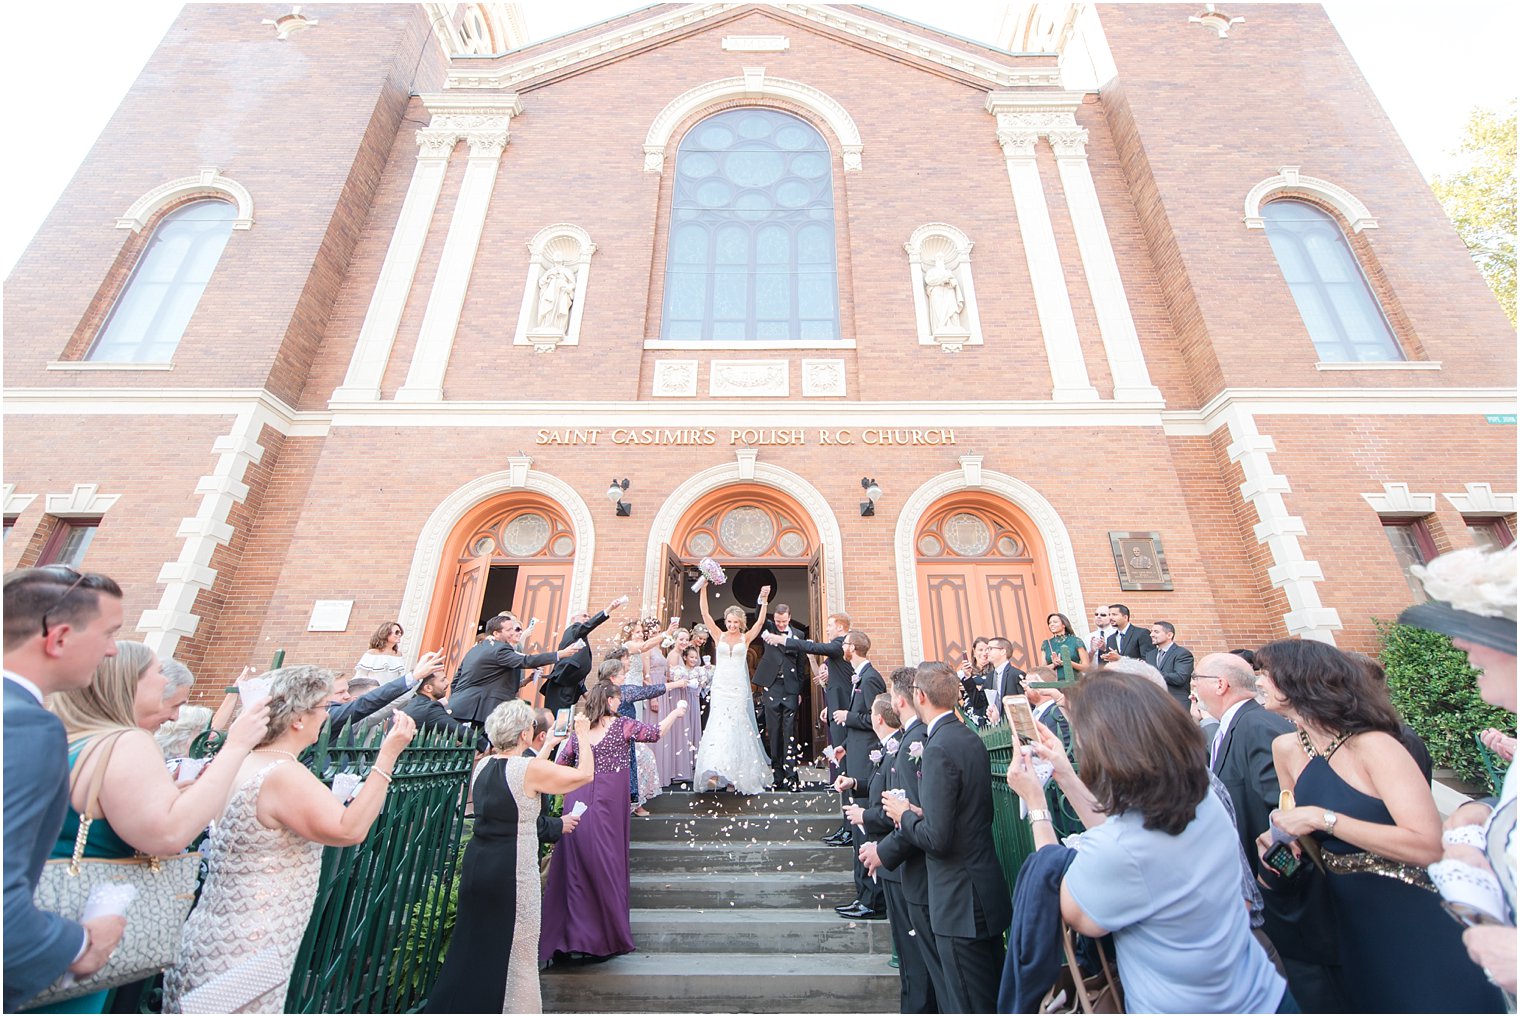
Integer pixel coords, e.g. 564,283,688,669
650,630,703,788
540,681,688,963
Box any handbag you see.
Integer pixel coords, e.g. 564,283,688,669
24,732,202,1008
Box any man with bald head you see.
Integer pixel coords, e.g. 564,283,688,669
1195,650,1343,1011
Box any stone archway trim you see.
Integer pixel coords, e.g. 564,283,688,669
643,458,846,614
396,469,595,657
894,468,1087,663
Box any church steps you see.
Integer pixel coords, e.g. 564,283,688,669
628,838,852,872
631,811,845,841
540,952,899,1013
628,907,892,954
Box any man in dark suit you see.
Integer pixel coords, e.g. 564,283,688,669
3,567,128,1009
450,614,578,725
864,668,943,1014
754,603,809,790
542,597,626,715
833,631,886,919
526,708,583,846
978,637,1026,723
885,661,1012,1015
1143,621,1195,710
1196,652,1343,1012
401,666,488,752
765,611,853,842
1101,603,1152,663
327,651,441,734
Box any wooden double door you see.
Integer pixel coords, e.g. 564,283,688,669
914,499,1053,672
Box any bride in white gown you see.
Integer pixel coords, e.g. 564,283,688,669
691,577,775,794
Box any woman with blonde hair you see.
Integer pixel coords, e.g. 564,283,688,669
46,641,272,1011
428,699,595,1012
162,666,417,1012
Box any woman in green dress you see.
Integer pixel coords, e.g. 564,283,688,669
1039,613,1089,683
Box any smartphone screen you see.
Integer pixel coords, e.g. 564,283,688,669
1004,695,1039,743
1263,840,1302,878
552,708,572,738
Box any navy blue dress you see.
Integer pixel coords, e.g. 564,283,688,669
1295,753,1504,1013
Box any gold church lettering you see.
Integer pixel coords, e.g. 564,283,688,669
537,426,953,447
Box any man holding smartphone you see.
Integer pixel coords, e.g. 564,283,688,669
543,597,626,714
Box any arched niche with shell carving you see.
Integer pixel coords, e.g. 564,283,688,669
905,223,983,352
513,224,597,352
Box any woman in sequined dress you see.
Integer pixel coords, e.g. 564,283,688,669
1255,639,1504,1013
427,700,594,1014
162,667,417,1014
539,682,688,963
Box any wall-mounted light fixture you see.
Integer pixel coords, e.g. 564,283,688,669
606,478,631,516
860,476,882,517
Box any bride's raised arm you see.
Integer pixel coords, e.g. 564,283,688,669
697,576,719,634
744,585,772,643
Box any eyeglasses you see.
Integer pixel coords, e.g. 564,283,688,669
35,565,86,639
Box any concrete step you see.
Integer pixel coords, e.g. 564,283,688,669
631,838,853,873
645,790,840,815
631,811,847,842
541,951,900,1013
629,907,893,954
630,872,857,909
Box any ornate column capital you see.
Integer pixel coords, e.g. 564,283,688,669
997,131,1040,159
466,129,510,158
415,128,457,159
1048,128,1089,158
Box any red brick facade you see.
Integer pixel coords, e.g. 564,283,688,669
4,4,1514,699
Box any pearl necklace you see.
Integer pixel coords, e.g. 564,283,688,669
253,748,300,763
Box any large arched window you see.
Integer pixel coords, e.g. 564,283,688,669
88,199,235,363
661,108,840,342
1261,200,1403,362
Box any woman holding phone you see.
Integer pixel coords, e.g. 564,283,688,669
1254,639,1503,1013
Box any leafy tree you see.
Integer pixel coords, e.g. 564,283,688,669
1433,103,1517,325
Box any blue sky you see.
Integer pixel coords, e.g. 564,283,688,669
1,2,1514,278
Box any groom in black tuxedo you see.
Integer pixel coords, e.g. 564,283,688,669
765,611,853,840
754,603,809,789
541,597,625,714
884,661,1012,1014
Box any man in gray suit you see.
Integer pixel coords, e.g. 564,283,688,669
4,567,129,1009
1144,621,1194,710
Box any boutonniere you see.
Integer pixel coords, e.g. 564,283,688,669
869,748,883,765
884,736,900,756
908,741,923,761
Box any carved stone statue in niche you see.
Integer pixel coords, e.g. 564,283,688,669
924,255,966,335
534,255,576,336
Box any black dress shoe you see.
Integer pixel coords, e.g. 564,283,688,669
838,903,886,920
834,899,862,914
820,829,853,846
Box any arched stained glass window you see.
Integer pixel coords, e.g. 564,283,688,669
1261,200,1403,363
661,108,841,342
88,199,235,363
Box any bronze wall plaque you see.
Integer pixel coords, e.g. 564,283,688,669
1109,531,1173,591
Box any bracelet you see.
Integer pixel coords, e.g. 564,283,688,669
1026,808,1053,825
372,768,394,784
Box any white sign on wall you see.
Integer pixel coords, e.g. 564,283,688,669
308,600,354,632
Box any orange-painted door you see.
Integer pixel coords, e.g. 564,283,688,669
440,555,492,682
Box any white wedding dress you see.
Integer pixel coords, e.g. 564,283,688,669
692,638,773,794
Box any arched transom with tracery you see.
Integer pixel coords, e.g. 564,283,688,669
460,502,577,562
674,489,815,562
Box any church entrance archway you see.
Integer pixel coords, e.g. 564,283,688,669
658,483,830,759
911,494,1060,672
421,492,580,702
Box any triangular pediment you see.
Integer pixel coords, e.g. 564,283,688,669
445,3,1060,91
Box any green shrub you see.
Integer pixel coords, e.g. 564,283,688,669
1377,620,1513,785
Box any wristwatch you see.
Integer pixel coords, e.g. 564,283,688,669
1323,810,1338,834
1027,808,1053,825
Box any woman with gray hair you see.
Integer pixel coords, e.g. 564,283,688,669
428,699,595,1013
162,666,417,1013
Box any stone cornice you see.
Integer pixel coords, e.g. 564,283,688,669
443,3,1064,91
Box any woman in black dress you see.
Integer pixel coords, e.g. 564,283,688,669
426,700,594,1013
1255,639,1504,1013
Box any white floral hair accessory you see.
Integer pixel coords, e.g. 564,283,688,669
1412,544,1516,620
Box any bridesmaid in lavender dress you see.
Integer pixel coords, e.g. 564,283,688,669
650,630,703,788
540,682,688,963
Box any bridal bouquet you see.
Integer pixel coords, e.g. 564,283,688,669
691,556,726,591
